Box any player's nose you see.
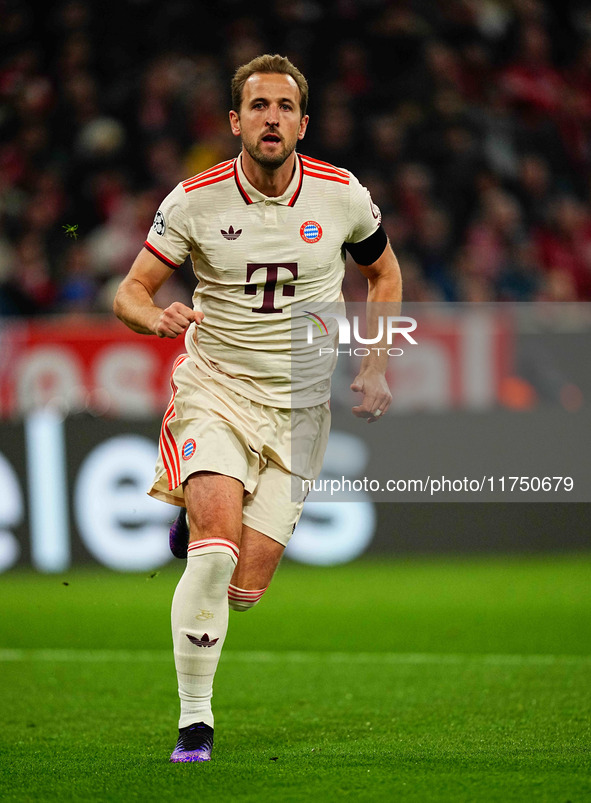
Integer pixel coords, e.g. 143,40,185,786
265,106,280,126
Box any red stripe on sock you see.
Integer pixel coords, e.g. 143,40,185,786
227,584,268,600
188,539,240,561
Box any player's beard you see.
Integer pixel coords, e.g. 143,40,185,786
243,132,297,170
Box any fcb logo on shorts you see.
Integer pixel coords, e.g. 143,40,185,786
300,220,322,243
181,439,196,460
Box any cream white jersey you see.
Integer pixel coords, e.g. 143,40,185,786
144,152,381,408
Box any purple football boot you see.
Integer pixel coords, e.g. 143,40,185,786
170,722,214,763
169,507,189,559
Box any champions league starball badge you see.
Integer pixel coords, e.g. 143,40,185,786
152,210,166,235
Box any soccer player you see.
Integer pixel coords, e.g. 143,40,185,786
113,53,402,762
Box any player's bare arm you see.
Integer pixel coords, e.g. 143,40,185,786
113,247,203,338
351,243,402,423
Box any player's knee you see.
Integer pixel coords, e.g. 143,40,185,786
227,583,268,612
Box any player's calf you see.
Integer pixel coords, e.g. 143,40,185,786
172,539,239,730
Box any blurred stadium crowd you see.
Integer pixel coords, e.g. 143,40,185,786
2,0,591,316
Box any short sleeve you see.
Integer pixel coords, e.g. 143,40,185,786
345,173,382,245
144,184,191,269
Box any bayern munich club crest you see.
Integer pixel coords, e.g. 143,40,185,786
300,220,322,243
181,438,196,461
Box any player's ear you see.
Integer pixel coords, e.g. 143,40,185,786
229,110,241,137
298,114,309,141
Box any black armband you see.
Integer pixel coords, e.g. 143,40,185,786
344,225,388,266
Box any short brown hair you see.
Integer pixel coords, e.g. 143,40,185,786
231,54,309,118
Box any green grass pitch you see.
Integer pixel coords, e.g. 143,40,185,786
1,553,590,802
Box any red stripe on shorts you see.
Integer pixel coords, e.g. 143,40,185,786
159,354,189,490
161,403,179,490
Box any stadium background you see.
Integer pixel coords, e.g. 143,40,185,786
1,0,589,572
1,3,590,801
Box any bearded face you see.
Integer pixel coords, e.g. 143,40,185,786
230,72,308,172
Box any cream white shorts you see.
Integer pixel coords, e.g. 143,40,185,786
148,353,330,546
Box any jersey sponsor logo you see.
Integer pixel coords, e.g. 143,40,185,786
300,221,322,243
152,210,166,235
221,225,242,240
245,262,298,313
181,438,196,460
186,633,219,648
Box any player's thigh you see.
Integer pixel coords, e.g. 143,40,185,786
230,525,285,590
183,471,245,546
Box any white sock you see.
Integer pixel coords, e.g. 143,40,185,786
171,538,239,729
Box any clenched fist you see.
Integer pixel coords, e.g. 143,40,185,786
351,367,392,423
155,302,204,338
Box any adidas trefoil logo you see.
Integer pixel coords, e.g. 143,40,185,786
221,225,242,240
187,633,219,648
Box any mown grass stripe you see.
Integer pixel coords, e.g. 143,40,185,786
0,648,590,665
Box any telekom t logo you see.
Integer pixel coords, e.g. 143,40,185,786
245,263,298,313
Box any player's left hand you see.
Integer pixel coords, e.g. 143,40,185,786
351,368,392,423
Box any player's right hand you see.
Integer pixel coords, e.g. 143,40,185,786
154,302,203,338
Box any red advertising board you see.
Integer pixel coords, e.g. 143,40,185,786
0,316,185,418
0,309,512,419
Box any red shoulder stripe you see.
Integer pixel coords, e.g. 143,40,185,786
183,169,234,193
300,155,348,178
182,160,234,187
302,169,349,186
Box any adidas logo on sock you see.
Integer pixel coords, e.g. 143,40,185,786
187,633,219,648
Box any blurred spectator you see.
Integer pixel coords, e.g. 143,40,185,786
500,22,565,116
409,206,456,300
0,232,56,314
514,153,553,226
462,187,526,283
56,240,96,312
496,239,543,300
533,194,591,298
